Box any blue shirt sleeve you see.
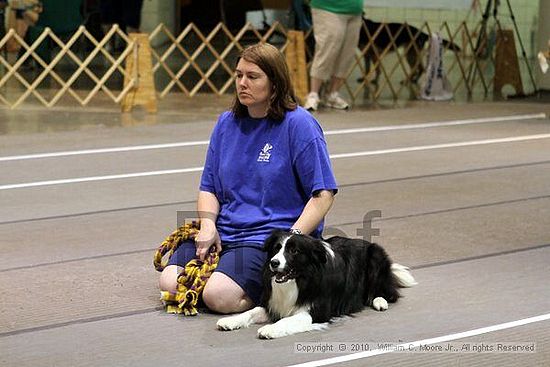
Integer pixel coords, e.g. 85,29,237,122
199,114,225,194
294,137,338,197
199,144,216,194
290,109,338,198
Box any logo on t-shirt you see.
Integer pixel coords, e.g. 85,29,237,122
257,143,273,162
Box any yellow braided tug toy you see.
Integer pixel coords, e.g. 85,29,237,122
153,221,219,315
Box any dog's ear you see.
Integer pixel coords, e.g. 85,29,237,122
310,239,328,264
263,229,285,253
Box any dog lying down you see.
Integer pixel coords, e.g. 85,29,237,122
217,230,417,339
359,18,461,85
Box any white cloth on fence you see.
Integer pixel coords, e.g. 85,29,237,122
419,33,453,101
538,52,548,74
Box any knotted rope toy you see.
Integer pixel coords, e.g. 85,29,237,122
153,221,219,315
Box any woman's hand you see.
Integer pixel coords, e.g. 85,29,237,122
196,190,222,260
195,222,221,261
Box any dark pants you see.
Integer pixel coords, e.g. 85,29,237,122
100,0,143,30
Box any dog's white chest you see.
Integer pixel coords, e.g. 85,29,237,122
269,278,301,318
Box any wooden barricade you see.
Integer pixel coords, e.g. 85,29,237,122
121,33,157,113
284,30,308,104
494,29,524,97
0,20,534,109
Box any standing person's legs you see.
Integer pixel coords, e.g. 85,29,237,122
325,14,362,109
124,0,144,33
100,0,118,32
328,14,362,94
99,0,123,51
304,8,347,111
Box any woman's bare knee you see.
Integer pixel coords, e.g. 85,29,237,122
158,265,181,294
203,273,254,314
203,288,253,314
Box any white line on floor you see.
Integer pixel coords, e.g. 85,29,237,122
0,113,545,162
324,113,547,135
330,133,550,159
0,141,210,162
1,133,550,190
0,167,204,190
285,313,550,367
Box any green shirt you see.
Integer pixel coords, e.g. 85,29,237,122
310,0,363,15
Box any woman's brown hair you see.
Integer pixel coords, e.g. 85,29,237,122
231,43,297,121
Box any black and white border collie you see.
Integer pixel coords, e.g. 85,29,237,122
217,230,417,339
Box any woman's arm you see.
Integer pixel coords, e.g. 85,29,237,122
291,189,335,235
195,190,222,260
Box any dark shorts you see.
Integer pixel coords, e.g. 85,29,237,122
100,0,143,29
167,240,267,305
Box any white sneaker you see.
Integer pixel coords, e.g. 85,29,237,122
326,92,349,110
303,92,320,111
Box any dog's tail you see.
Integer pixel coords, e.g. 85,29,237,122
391,263,417,288
442,39,461,53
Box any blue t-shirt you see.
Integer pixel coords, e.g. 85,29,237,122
200,106,338,245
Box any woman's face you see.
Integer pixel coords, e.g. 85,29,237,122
235,58,272,118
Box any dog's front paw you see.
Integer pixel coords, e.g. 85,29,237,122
217,315,247,331
372,297,388,311
257,324,289,339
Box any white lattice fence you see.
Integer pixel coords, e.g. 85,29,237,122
148,21,290,98
0,20,501,109
0,24,136,109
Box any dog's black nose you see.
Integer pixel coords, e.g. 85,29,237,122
270,259,280,269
